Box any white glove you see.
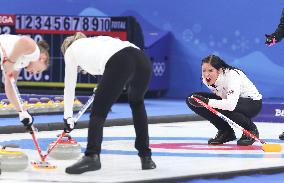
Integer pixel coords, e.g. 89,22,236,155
19,111,33,128
64,117,77,133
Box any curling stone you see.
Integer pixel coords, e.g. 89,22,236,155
52,97,64,112
33,101,46,113
0,103,6,113
0,99,10,114
29,97,40,104
48,134,81,160
73,99,82,111
54,96,63,102
38,97,51,113
40,97,50,103
6,103,17,115
0,144,28,171
45,100,56,113
1,99,9,105
0,101,16,115
29,98,47,113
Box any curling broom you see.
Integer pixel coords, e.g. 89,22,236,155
42,88,96,161
9,75,56,169
191,96,282,152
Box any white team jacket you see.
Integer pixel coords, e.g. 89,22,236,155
0,35,40,70
204,69,262,111
63,36,138,118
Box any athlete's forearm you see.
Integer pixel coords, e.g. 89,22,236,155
4,71,22,112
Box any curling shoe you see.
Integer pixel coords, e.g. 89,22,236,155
65,154,101,174
208,130,236,145
237,127,259,146
279,132,284,140
140,156,156,170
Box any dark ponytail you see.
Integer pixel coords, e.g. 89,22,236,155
201,55,240,73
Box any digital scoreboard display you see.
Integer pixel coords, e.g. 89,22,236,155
0,14,129,91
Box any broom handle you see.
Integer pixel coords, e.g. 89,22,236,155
9,76,45,161
192,96,266,144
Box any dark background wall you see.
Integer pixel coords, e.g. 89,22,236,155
0,0,283,98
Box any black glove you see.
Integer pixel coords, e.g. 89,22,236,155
265,34,278,46
187,94,209,107
18,111,34,130
64,117,77,133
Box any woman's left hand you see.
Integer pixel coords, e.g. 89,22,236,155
187,94,209,107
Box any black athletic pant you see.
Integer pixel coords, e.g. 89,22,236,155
186,92,262,132
85,47,152,157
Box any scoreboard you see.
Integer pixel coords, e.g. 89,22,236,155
0,14,131,93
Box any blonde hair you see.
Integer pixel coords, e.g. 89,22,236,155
61,32,87,55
